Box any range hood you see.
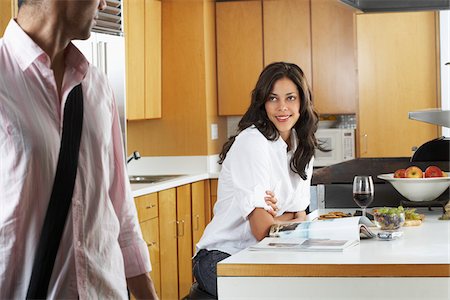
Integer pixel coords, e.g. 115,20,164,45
340,0,450,12
408,109,450,128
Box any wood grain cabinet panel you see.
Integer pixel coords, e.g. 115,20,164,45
263,0,312,83
311,0,357,114
124,0,161,120
216,0,264,116
191,180,208,253
356,11,439,157
140,217,161,298
0,0,16,36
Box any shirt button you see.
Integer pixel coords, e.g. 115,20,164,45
76,200,81,206
77,241,82,247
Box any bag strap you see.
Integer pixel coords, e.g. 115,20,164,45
26,84,84,299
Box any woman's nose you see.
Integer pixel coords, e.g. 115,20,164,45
278,100,288,111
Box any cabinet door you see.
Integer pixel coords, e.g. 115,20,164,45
158,188,179,300
139,217,161,298
356,12,439,157
216,0,264,116
176,184,193,299
191,181,207,253
0,0,15,36
209,179,218,220
124,0,161,120
263,0,312,84
135,193,158,222
311,0,357,114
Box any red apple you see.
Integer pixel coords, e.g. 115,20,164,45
405,166,423,178
393,169,406,178
424,166,443,178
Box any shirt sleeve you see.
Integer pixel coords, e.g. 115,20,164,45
108,96,151,278
228,131,273,219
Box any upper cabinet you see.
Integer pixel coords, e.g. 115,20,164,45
124,0,161,120
356,12,439,157
0,0,16,36
311,0,357,115
263,0,312,84
216,1,263,116
216,0,357,116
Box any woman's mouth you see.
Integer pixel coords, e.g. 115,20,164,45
275,115,291,122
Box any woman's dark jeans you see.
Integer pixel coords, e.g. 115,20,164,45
192,249,231,297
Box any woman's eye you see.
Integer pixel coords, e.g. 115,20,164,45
269,96,277,102
287,96,296,101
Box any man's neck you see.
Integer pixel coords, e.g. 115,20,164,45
17,6,68,100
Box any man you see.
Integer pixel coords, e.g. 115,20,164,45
0,0,158,298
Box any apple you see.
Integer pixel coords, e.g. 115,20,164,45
393,169,406,178
405,166,423,178
424,165,443,178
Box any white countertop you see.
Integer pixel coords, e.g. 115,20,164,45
127,155,220,197
130,172,219,197
219,208,450,269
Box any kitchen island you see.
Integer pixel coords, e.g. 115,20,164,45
217,209,450,300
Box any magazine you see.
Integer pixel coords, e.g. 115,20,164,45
249,216,375,252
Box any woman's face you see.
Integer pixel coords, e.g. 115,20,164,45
264,77,300,142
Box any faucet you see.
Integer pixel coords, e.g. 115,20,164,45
127,151,141,164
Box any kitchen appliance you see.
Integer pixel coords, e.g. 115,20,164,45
340,0,450,12
314,128,355,167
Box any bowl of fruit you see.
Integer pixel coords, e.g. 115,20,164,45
377,166,450,202
372,206,405,230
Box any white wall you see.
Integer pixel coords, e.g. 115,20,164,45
440,11,450,137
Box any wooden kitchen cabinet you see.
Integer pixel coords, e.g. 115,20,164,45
216,0,264,116
311,0,357,114
124,0,161,120
191,180,208,253
216,0,357,116
356,11,439,157
133,193,161,298
263,0,312,84
134,180,211,299
0,0,16,36
209,179,218,221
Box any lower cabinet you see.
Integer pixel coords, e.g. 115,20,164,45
133,179,211,300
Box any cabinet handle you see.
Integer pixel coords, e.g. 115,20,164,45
362,134,368,154
146,204,156,209
177,219,185,237
194,214,200,231
146,241,157,247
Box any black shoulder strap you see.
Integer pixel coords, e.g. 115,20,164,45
27,84,84,299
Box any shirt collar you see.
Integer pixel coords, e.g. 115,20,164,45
3,19,89,79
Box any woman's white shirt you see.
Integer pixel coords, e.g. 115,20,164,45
196,126,313,255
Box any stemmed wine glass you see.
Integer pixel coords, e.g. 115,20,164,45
353,175,374,217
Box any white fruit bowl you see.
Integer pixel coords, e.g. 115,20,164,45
377,173,450,202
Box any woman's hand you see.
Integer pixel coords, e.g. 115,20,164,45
264,190,278,217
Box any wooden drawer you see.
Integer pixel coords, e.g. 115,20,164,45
134,193,158,222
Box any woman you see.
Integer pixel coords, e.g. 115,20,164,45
193,62,321,297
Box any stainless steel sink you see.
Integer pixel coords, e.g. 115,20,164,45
129,174,183,184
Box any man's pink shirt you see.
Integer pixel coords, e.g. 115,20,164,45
0,20,150,299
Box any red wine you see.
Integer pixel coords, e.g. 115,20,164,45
353,192,374,208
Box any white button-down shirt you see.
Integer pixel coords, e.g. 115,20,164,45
196,126,312,255
0,20,150,299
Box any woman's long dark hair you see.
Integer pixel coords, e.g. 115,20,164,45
219,62,321,180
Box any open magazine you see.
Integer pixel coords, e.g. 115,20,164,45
249,216,376,252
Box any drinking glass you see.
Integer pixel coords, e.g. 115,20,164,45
352,176,374,217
